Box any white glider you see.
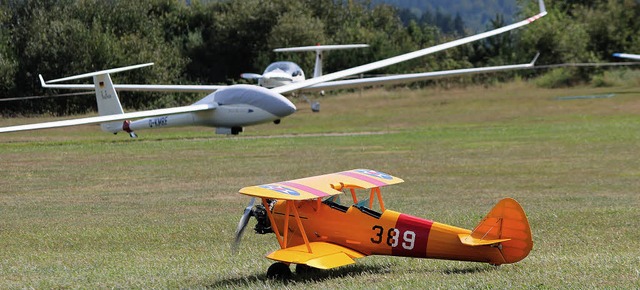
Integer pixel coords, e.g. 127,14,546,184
0,0,547,137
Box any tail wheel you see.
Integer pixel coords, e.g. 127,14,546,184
267,262,292,280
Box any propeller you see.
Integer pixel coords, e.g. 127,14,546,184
232,197,256,253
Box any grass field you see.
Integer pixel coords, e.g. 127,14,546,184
1,81,639,288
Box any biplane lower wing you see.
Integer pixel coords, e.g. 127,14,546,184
267,242,366,269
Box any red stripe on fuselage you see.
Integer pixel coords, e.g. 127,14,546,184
392,214,433,257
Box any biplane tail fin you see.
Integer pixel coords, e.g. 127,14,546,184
459,198,533,264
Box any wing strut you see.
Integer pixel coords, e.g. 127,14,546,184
262,198,284,249
283,201,291,248
262,198,313,253
289,201,313,253
372,187,386,212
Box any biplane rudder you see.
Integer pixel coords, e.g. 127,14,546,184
469,198,533,264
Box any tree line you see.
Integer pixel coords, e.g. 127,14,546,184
1,0,639,116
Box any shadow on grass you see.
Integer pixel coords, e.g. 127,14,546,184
441,265,498,275
207,263,496,287
207,264,388,287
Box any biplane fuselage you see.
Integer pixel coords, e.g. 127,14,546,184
270,200,507,264
238,169,532,274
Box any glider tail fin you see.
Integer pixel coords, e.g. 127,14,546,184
44,63,154,135
93,73,125,133
461,198,533,264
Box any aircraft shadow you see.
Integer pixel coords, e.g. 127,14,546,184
207,264,387,287
441,265,498,275
207,263,496,287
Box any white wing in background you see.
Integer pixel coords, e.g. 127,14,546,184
300,54,539,92
41,76,226,93
272,0,547,95
612,53,640,61
0,103,217,133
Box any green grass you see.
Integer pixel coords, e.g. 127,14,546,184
1,81,639,288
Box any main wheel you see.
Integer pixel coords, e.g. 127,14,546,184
267,262,292,280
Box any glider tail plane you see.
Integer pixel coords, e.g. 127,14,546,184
44,63,154,136
462,198,533,264
93,73,125,134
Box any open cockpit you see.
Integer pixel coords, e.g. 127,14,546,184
321,184,386,218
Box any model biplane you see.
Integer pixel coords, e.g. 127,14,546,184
233,169,533,279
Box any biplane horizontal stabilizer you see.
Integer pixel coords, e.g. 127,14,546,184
458,234,511,246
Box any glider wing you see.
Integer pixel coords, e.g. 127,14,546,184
300,54,539,92
612,53,640,61
0,103,217,133
40,82,226,93
272,0,546,95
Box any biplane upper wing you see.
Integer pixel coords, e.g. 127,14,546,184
267,241,366,269
238,169,404,201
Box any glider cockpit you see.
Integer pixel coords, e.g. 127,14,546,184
264,61,304,77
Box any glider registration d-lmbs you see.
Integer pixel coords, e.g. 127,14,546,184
0,0,547,137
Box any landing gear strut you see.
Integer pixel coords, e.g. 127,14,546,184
300,94,320,113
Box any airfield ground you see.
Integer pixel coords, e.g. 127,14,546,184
1,81,639,288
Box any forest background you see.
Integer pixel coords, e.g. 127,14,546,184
0,0,639,115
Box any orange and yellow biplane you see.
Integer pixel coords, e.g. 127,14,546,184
233,169,532,278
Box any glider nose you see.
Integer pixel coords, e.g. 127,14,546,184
274,96,297,118
212,84,296,118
